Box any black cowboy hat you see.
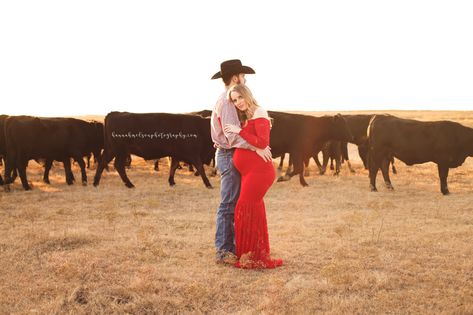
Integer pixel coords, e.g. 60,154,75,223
211,59,255,80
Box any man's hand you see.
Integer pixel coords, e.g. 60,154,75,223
255,146,272,162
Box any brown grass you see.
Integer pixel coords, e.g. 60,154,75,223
1,110,473,314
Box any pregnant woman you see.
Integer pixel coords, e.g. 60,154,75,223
224,84,283,269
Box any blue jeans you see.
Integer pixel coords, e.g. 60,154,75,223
215,148,241,255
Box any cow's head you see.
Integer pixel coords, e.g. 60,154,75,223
333,114,354,142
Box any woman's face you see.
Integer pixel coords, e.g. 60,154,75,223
230,91,248,111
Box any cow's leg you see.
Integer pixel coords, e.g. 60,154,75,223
125,154,132,169
298,172,308,186
93,150,114,187
278,155,293,181
68,162,76,183
192,158,212,188
313,153,324,174
295,160,308,187
341,141,355,173
3,153,16,191
287,155,293,174
333,144,342,176
191,162,200,176
88,150,100,170
4,167,18,186
342,141,355,173
277,166,291,181
286,156,308,187
438,164,450,195
391,157,397,174
303,157,310,177
278,153,285,170
0,157,5,185
75,156,87,185
11,168,18,183
210,157,217,177
154,159,159,171
63,159,76,183
3,168,10,191
381,158,393,190
368,152,381,192
284,162,293,178
188,163,195,172
359,144,369,169
168,158,180,186
321,151,330,175
114,154,134,188
334,157,341,176
17,159,31,190
86,153,91,169
43,159,53,184
62,158,75,185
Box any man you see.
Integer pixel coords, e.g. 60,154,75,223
210,59,272,264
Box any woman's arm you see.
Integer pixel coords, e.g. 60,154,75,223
239,118,270,149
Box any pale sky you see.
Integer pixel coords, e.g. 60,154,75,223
1,0,472,117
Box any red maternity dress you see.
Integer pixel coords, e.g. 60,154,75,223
233,117,283,269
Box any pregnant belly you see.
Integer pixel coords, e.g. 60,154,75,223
233,149,274,175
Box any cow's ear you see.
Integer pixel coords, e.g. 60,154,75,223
333,113,343,121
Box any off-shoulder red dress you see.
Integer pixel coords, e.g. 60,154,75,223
233,117,283,269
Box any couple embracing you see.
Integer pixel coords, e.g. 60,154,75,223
210,59,283,269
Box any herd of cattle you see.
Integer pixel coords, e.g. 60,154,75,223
1,110,473,195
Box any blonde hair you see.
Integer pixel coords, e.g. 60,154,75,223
227,84,259,124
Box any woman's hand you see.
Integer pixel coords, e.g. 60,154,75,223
224,124,241,134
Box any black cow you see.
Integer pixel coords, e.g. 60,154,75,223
187,109,217,176
357,140,396,174
152,109,216,178
277,114,397,177
341,114,396,173
3,116,93,191
188,109,212,118
42,120,104,184
151,110,215,176
314,140,353,175
268,111,353,186
280,139,352,177
84,120,105,169
93,112,215,188
367,114,473,195
342,114,373,170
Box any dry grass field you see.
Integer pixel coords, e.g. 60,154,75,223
1,110,473,314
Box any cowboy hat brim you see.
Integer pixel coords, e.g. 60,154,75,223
211,65,255,80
